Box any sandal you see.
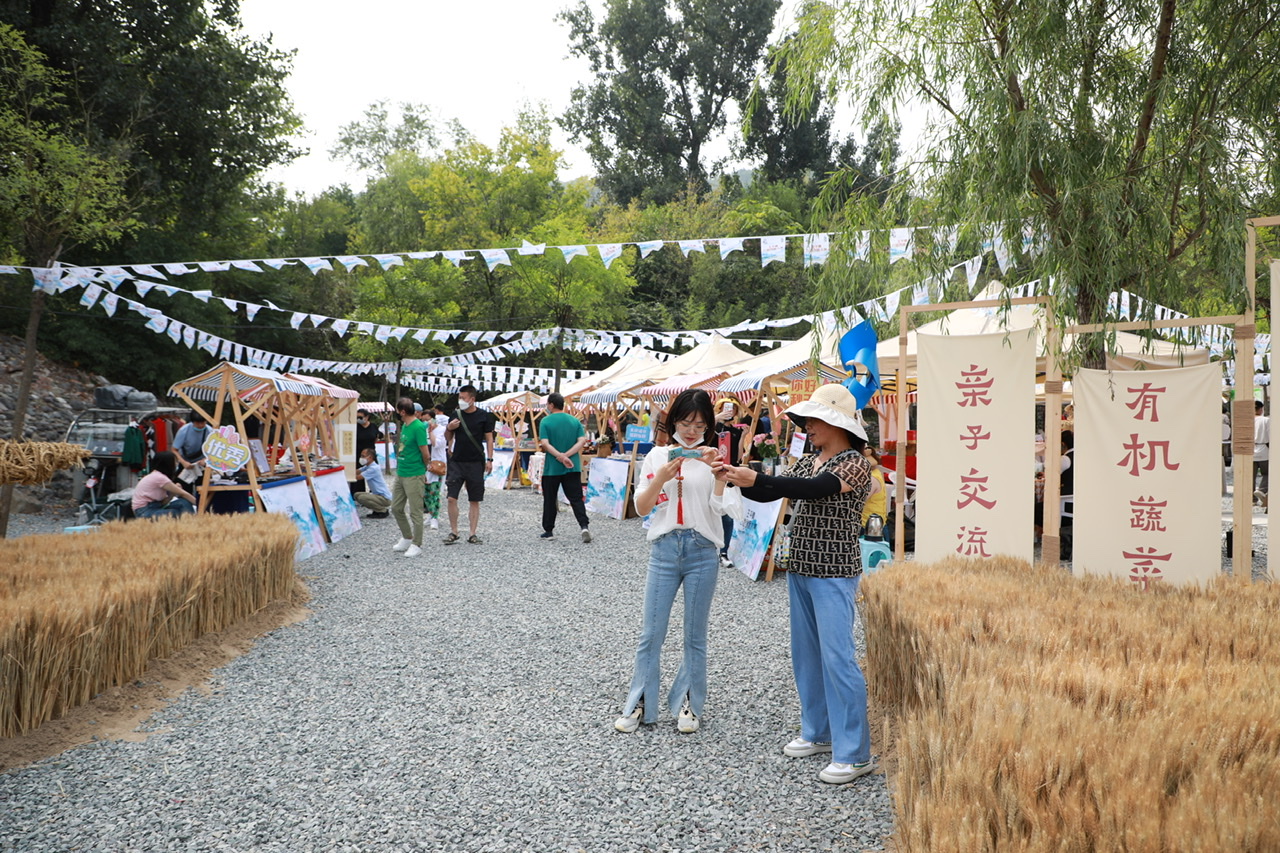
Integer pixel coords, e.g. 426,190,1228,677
442,532,460,545
467,534,482,544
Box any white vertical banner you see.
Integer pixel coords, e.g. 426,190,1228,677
1075,364,1222,589
916,329,1036,563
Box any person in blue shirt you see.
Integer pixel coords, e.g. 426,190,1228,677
353,448,392,518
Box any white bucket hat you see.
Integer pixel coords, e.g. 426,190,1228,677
784,383,868,443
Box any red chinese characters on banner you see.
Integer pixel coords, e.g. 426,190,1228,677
1122,546,1171,590
1124,383,1166,422
1116,434,1181,477
956,526,991,557
1118,385,1175,590
954,361,1000,555
956,365,994,407
960,425,991,450
1129,496,1168,532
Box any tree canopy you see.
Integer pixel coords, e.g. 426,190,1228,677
782,0,1280,365
560,0,782,204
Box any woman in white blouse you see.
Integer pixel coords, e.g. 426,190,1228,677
615,389,728,735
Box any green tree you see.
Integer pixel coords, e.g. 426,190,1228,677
783,0,1280,367
330,101,438,175
0,23,135,536
560,0,782,204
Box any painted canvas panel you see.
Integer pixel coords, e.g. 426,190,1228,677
311,468,361,543
257,476,326,560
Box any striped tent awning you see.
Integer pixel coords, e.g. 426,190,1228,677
580,377,655,406
718,362,845,396
170,362,325,402
284,373,359,398
635,371,729,404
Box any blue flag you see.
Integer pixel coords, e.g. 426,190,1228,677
839,320,881,409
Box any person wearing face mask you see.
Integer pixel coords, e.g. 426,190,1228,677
443,384,496,545
614,388,730,736
718,383,879,785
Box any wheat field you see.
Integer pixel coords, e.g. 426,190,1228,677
0,513,299,737
863,557,1280,852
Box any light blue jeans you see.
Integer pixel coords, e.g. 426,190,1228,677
623,529,720,723
788,573,871,765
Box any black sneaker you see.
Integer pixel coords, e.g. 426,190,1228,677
539,531,554,539
368,511,389,519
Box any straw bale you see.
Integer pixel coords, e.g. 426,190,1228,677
0,513,299,737
0,440,90,485
865,557,1280,852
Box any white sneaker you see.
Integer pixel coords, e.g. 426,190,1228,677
818,761,875,784
392,538,412,552
677,701,699,733
429,518,439,530
581,528,592,543
783,737,833,758
614,705,643,733
719,554,734,569
404,544,422,558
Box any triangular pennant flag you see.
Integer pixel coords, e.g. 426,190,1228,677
231,260,261,272
443,251,471,266
300,257,333,274
167,321,184,344
309,314,327,328
102,293,119,317
964,255,983,293
637,240,665,258
262,259,293,269
559,245,589,263
244,304,262,321
131,265,166,279
356,322,374,335
479,248,512,270
163,263,193,276
290,312,306,329
0,265,17,275
190,290,212,302
145,313,169,334
198,261,230,272
760,236,786,267
389,327,410,341
155,284,179,297
79,284,104,309
406,251,439,260
854,231,871,261
374,325,392,343
182,325,197,348
31,268,60,294
993,234,1013,273
938,224,959,255
719,237,745,260
372,254,405,269
889,228,913,263
135,281,155,298
331,319,350,337
518,240,546,256
99,267,131,287
803,233,830,268
412,329,431,343
336,255,368,271
597,243,623,269
221,297,239,313
912,282,930,305
883,290,902,319
678,240,705,257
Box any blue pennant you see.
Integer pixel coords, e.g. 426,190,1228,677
839,320,881,409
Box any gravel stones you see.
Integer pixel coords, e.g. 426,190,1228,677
0,489,892,851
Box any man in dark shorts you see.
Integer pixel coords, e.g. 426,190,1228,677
443,384,496,544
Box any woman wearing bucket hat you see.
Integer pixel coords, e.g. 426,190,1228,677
717,382,880,785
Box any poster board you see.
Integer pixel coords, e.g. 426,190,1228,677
728,497,784,580
586,457,631,519
311,466,362,543
257,475,326,560
485,450,515,490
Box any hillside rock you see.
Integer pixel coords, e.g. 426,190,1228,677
0,334,104,502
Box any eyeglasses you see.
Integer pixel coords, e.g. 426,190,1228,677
674,420,706,431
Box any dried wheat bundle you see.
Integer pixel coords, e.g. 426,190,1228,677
864,558,1280,852
0,513,300,737
0,440,91,485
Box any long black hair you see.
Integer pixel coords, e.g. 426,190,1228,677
657,389,717,447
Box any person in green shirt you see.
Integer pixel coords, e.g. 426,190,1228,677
538,392,592,542
390,397,430,557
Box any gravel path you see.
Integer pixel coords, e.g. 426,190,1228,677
0,488,892,852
